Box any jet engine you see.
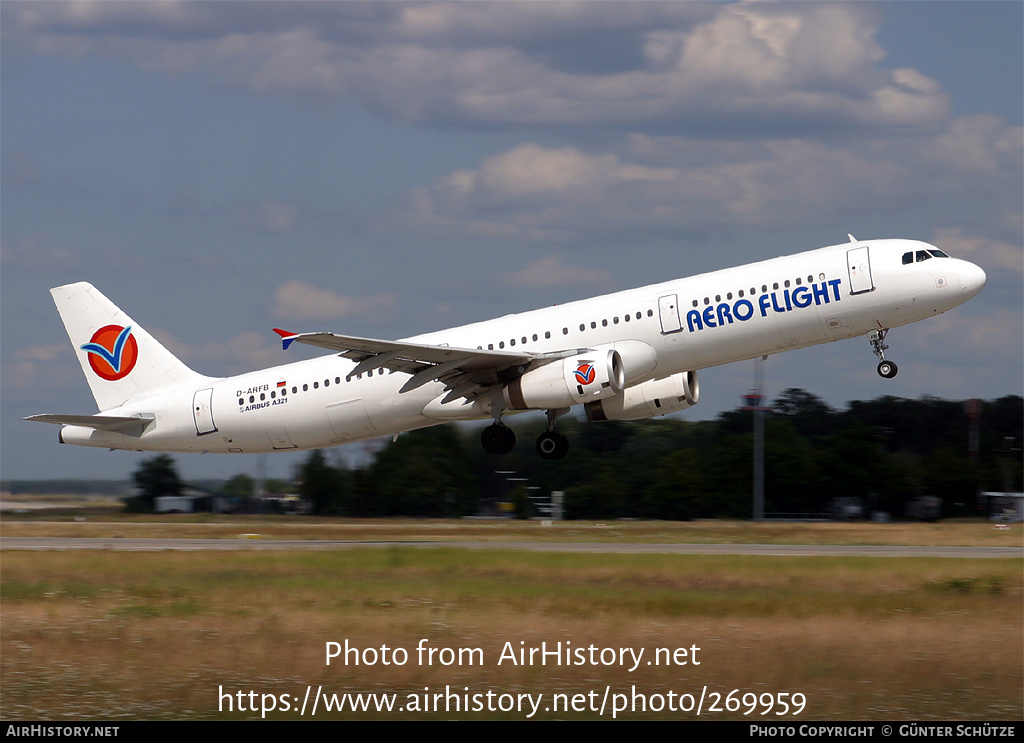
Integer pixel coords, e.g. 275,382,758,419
584,370,699,422
505,350,625,410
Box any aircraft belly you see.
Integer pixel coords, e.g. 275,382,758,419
327,399,378,442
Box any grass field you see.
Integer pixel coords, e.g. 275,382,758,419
3,512,1022,547
1,519,1021,720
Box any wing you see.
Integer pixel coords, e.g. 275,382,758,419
273,329,584,399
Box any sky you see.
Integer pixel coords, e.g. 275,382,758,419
2,1,1021,483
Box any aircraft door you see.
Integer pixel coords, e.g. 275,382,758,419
658,294,682,334
193,388,218,436
847,247,874,295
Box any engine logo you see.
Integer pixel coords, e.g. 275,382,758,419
574,362,596,386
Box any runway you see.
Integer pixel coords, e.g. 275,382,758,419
2,536,1019,558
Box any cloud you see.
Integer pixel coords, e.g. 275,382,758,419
503,255,612,290
3,2,948,137
929,229,1023,276
387,113,1022,243
231,201,304,234
272,279,395,321
0,234,81,272
1,149,42,188
14,344,67,363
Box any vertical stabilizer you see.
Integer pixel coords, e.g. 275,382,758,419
50,282,206,411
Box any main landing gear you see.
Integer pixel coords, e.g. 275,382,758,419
481,422,516,455
868,328,899,379
481,407,571,460
535,408,570,460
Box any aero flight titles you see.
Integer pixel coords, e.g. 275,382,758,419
687,278,843,333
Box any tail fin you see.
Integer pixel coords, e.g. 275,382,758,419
50,282,206,411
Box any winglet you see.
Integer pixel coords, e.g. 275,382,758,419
273,328,299,351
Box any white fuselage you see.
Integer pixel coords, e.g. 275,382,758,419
59,238,985,453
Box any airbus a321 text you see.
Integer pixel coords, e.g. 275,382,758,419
26,237,985,460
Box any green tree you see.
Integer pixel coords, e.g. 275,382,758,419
370,426,475,516
222,473,254,500
641,448,705,520
299,450,345,515
130,454,183,513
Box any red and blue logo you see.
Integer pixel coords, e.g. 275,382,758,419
81,325,138,381
574,362,596,386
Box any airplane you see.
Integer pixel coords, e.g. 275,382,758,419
25,236,986,460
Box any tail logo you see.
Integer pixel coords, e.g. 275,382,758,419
81,325,138,381
574,362,596,386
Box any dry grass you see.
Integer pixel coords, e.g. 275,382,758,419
2,516,1021,547
1,547,1020,720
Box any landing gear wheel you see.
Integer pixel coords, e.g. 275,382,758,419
877,360,898,379
481,424,516,454
536,430,570,460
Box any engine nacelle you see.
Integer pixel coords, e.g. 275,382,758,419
505,351,625,410
584,370,699,422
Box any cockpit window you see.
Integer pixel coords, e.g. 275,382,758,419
902,252,913,265
916,250,932,262
930,249,949,258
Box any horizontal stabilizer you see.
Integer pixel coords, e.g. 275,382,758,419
24,413,155,437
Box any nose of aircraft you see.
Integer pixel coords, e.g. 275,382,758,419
959,261,987,299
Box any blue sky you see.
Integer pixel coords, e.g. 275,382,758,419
2,1,1021,482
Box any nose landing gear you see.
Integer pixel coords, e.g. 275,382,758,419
869,328,899,379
